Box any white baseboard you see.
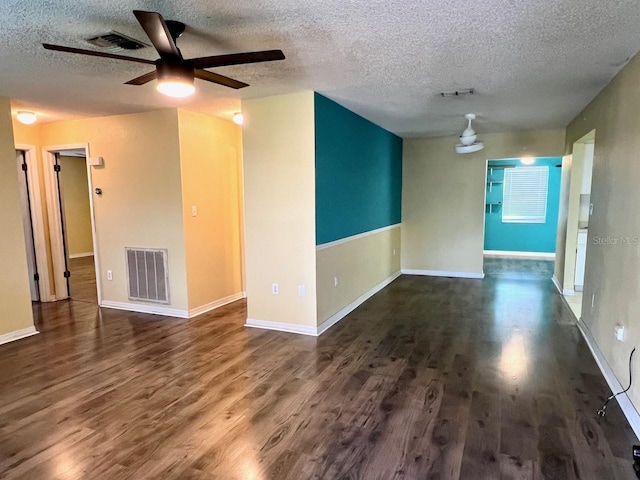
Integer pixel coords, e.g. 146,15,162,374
576,319,640,439
245,271,402,337
483,250,556,260
188,292,246,318
245,318,318,336
69,252,94,259
100,300,188,318
0,326,39,346
551,275,563,294
317,271,402,335
401,269,484,279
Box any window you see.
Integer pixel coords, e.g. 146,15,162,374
502,166,549,223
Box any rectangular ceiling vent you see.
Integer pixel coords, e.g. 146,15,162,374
86,31,148,52
126,248,170,304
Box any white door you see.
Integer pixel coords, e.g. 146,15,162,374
16,150,40,301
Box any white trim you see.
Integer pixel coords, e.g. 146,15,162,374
245,319,318,336
100,300,188,318
15,144,54,302
576,319,640,439
188,292,246,318
317,271,402,335
316,224,401,251
551,275,563,294
401,269,484,279
0,326,39,346
69,252,94,259
245,272,402,336
483,250,556,260
563,288,576,295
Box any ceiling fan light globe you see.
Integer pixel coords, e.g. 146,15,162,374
459,134,477,146
156,80,195,98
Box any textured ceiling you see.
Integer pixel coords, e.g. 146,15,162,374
2,0,640,137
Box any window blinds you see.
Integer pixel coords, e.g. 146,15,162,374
502,166,549,223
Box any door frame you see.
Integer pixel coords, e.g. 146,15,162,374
15,144,54,301
42,143,102,304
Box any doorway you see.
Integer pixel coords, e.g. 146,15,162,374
43,145,101,304
557,130,595,319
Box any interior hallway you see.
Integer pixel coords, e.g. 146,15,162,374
0,265,635,479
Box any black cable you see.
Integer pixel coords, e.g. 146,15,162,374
597,347,635,417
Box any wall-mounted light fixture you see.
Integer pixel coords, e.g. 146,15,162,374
232,112,244,125
520,157,535,165
16,111,37,125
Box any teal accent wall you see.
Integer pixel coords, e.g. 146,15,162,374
314,93,402,245
484,158,562,253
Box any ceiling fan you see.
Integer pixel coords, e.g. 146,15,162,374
43,10,285,98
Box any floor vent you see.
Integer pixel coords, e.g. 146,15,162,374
126,248,169,304
86,31,148,52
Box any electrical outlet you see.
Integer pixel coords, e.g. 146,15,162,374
589,203,594,216
107,270,113,281
298,285,305,297
272,283,279,295
191,205,197,217
334,276,338,287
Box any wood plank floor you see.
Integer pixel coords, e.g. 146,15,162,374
0,260,636,479
68,256,97,304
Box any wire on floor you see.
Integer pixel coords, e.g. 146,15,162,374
597,347,635,417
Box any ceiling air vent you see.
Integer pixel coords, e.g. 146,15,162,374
86,31,148,52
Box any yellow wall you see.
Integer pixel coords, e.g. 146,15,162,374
58,155,94,256
177,110,244,311
316,226,401,324
0,97,35,335
33,110,188,310
242,92,317,327
402,129,565,275
564,50,640,410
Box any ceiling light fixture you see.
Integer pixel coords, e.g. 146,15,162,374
16,111,37,125
232,112,244,125
156,63,195,98
520,157,535,165
455,113,484,154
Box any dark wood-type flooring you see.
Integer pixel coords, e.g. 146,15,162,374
0,259,636,479
68,256,97,304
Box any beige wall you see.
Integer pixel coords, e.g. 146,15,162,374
25,110,188,310
564,50,640,409
177,110,244,311
242,92,317,327
316,226,401,324
402,129,565,274
0,97,34,335
58,155,93,256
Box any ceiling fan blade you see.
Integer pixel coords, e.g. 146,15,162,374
124,71,157,85
43,43,155,64
133,10,182,59
194,69,249,89
191,50,285,69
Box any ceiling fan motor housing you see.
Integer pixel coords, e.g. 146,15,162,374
156,60,194,84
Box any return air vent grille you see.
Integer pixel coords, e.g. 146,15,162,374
86,31,148,52
126,248,169,304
